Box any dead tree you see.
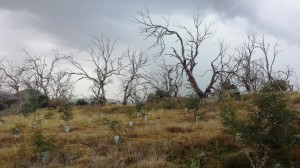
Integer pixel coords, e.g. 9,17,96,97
0,60,27,95
120,48,148,105
254,34,295,91
66,35,124,105
235,31,260,92
135,9,234,99
24,50,62,97
255,35,281,84
147,57,184,98
202,41,240,99
50,70,74,99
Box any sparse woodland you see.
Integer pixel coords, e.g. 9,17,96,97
0,9,300,168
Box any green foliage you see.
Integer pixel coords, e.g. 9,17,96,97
155,89,170,98
32,130,55,152
219,99,243,134
58,104,73,125
76,99,88,106
0,98,9,111
220,92,297,165
101,117,121,135
21,89,49,116
127,106,135,119
185,94,200,112
38,95,49,108
261,79,288,92
109,120,120,135
189,158,201,168
135,100,144,112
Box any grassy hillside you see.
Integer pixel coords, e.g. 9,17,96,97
0,94,300,167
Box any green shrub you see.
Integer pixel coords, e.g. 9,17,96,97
38,95,49,108
76,99,88,106
220,92,297,166
155,89,170,98
135,100,144,112
58,104,73,126
261,79,288,92
21,89,49,116
185,94,200,112
219,99,243,135
32,130,55,152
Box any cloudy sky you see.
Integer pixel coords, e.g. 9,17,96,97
0,0,299,98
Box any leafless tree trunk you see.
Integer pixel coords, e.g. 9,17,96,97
120,48,148,105
135,9,235,99
65,35,124,105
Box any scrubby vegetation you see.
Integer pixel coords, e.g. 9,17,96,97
0,92,299,167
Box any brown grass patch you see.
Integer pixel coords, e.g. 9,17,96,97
165,125,193,133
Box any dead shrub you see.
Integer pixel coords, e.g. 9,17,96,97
166,125,193,133
48,98,68,108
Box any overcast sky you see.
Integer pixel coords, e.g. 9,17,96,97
0,0,299,99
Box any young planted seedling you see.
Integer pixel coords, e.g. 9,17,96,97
135,100,144,118
32,130,55,164
127,109,135,127
185,93,201,122
58,104,73,133
11,124,23,141
142,110,148,121
43,111,54,124
109,120,121,144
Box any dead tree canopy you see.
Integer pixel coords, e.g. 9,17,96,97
120,48,148,105
147,58,184,98
0,60,27,95
66,35,124,105
235,31,295,92
23,49,73,98
135,9,237,99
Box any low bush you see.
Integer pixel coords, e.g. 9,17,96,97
222,153,251,168
76,99,88,106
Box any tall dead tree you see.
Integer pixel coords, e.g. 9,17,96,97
235,32,295,92
120,48,148,105
24,50,62,97
147,58,184,97
235,31,263,92
0,60,27,95
135,10,234,99
66,35,124,105
23,50,74,99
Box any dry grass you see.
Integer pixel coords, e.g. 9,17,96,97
0,103,226,167
4,94,299,167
